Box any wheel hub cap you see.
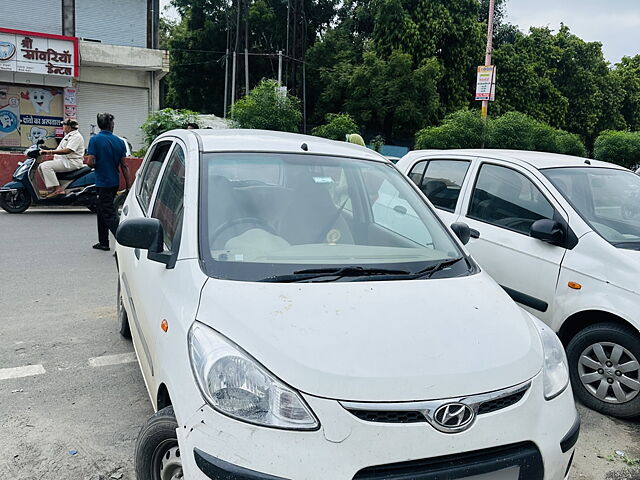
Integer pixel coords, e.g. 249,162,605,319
159,445,183,480
578,341,640,404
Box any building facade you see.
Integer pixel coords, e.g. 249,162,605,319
0,0,168,151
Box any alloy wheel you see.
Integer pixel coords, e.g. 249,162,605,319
578,341,640,404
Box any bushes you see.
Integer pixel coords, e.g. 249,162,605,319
594,130,640,168
230,80,302,132
489,112,587,156
311,113,359,140
140,108,199,147
415,110,587,156
415,110,485,150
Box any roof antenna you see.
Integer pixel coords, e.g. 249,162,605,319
584,159,591,165
301,143,308,151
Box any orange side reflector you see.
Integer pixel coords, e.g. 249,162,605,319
568,282,582,290
161,319,169,332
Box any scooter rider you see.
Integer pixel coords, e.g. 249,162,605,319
38,118,85,197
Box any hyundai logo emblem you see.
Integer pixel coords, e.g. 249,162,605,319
432,402,475,432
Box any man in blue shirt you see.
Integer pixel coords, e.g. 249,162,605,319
86,113,132,251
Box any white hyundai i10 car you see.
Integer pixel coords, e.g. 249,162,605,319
115,130,579,480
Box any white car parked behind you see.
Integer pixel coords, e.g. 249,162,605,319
116,131,579,480
397,149,640,419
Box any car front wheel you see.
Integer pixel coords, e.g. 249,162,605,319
567,322,640,418
135,406,183,480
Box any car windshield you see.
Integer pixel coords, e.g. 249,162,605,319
543,167,640,249
199,153,469,281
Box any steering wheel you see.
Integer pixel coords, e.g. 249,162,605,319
212,217,277,240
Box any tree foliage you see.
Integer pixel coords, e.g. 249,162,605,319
230,79,302,132
141,108,199,146
415,110,485,150
594,130,640,169
311,113,359,140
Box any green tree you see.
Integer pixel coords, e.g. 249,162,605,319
594,130,640,168
345,50,442,140
230,79,302,132
370,0,484,114
613,55,640,131
311,113,359,140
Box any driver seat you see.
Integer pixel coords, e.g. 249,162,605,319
56,166,92,181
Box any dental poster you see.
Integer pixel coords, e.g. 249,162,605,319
0,85,21,147
0,83,63,148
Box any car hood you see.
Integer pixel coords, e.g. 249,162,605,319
196,272,543,401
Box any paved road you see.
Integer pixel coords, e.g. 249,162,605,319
0,209,638,480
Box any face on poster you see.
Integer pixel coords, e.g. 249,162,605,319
0,85,21,147
19,85,63,148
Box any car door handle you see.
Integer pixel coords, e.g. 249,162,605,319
135,248,140,260
469,228,480,239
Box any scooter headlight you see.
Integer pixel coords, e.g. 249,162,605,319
188,322,319,430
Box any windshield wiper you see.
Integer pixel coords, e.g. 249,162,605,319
406,257,466,279
259,266,410,283
611,241,640,250
258,258,467,283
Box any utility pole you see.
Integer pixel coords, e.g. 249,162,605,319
278,50,283,86
481,0,495,120
244,0,249,96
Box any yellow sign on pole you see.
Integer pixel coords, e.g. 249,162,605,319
475,65,496,102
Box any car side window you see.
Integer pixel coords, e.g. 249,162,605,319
420,160,470,212
151,144,186,249
408,161,427,185
468,163,555,235
137,141,172,212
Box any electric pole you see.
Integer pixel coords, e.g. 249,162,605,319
482,0,496,120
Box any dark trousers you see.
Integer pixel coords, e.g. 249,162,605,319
97,186,119,246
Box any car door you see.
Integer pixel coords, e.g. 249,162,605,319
126,141,187,396
119,139,174,384
405,157,474,226
459,160,567,321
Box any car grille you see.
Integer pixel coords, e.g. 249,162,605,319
353,441,544,480
477,388,527,415
349,410,427,423
345,383,529,424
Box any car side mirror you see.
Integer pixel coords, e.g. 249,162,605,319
116,218,164,253
530,219,564,246
450,222,471,245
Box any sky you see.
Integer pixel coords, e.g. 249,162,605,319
159,0,640,65
505,0,640,64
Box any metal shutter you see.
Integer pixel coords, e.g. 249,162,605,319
75,0,147,47
3,0,62,35
77,82,148,151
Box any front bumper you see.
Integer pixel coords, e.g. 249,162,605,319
176,373,579,480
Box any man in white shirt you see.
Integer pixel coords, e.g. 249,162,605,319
38,118,85,197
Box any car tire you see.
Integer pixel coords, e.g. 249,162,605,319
135,406,182,480
117,279,131,339
567,322,640,418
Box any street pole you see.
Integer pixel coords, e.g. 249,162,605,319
223,49,229,118
482,0,495,120
232,51,237,105
278,50,283,86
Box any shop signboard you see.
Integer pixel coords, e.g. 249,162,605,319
0,27,78,78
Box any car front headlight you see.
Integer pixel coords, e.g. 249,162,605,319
531,316,570,400
188,321,319,430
